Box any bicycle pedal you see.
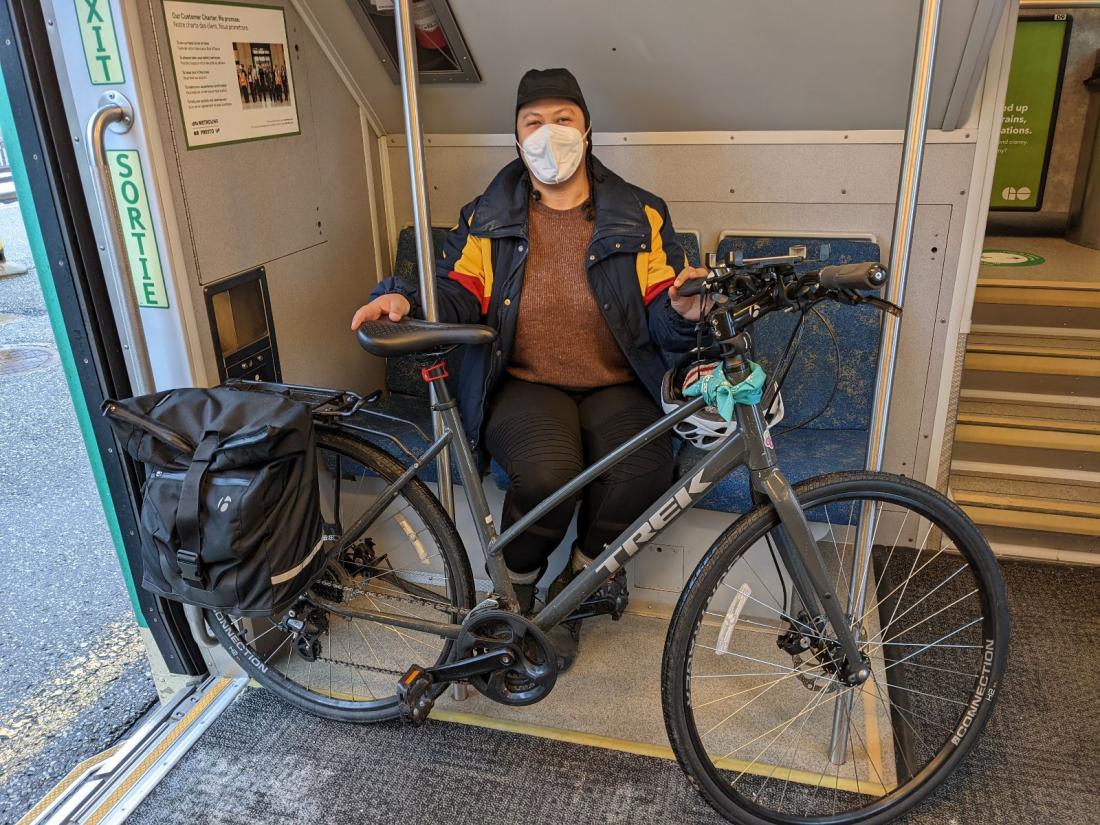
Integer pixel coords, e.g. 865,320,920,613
396,665,435,724
568,573,630,622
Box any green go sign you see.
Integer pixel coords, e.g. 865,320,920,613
108,150,170,309
75,0,125,85
990,16,1072,211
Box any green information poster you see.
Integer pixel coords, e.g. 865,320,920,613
990,17,1072,211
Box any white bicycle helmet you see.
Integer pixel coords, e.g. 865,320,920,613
660,364,785,451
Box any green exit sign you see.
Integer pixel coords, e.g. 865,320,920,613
75,0,125,85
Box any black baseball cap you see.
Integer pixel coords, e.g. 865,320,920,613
515,68,589,126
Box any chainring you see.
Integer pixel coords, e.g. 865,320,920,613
454,609,558,706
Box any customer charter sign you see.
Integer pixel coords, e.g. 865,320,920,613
162,1,300,149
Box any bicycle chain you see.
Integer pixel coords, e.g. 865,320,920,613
312,652,405,678
297,574,469,680
316,575,470,619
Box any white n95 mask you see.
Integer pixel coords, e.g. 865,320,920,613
517,123,589,185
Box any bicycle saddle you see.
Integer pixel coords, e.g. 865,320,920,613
356,317,497,357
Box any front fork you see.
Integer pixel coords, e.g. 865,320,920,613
725,347,870,693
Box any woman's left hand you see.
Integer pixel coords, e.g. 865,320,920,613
669,266,711,320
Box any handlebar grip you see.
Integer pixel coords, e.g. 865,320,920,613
677,277,707,297
818,262,887,290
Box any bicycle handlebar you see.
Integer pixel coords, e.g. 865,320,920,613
818,262,887,291
676,257,892,339
676,259,886,300
676,277,707,298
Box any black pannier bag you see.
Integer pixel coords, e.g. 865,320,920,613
103,387,327,616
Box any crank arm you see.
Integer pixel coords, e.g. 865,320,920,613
397,647,515,724
424,646,514,682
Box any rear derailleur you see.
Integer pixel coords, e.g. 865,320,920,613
284,605,329,662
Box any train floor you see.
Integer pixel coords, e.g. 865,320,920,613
125,557,1099,825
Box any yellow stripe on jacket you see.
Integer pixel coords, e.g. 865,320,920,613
637,204,686,305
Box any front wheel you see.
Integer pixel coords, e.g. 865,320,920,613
662,471,1009,824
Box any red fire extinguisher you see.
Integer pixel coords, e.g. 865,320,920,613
412,1,448,50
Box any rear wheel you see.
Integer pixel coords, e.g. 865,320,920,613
207,427,474,722
662,471,1009,824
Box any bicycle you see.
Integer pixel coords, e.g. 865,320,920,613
206,250,1009,825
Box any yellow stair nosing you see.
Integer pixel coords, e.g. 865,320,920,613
954,423,1100,453
972,287,1100,308
976,278,1100,291
959,503,1100,538
954,490,1100,518
962,352,1100,377
956,413,1100,435
965,342,1100,359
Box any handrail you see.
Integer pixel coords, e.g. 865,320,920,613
392,0,454,520
831,0,945,765
85,93,156,396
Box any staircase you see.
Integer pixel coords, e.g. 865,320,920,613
950,271,1100,562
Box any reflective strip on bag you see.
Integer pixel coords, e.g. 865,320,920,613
270,537,325,586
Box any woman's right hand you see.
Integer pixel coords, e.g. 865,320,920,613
350,293,412,330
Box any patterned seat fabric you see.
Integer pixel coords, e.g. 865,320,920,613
678,236,884,512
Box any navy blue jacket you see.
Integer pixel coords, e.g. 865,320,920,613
372,157,698,446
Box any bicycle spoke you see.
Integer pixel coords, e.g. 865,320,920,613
678,481,1005,821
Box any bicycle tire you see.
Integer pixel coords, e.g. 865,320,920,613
207,426,474,723
662,471,1009,825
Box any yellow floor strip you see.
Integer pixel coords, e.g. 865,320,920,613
81,678,235,825
973,286,1100,309
959,504,1100,538
16,746,121,825
429,707,891,797
963,352,1100,377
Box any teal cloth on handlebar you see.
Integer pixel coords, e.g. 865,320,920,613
683,361,766,422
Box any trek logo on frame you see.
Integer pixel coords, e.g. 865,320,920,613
107,150,170,309
75,0,125,85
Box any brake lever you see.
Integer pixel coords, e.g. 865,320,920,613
828,287,902,317
861,295,903,317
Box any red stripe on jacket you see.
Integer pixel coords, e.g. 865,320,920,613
643,277,675,306
447,271,491,314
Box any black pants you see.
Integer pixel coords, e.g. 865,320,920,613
484,377,674,575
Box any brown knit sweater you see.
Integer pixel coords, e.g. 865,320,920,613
507,197,634,389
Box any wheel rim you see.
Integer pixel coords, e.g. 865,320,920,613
679,483,1006,822
215,438,466,712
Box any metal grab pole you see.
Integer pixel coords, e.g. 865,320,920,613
392,0,454,519
829,0,943,765
85,92,155,396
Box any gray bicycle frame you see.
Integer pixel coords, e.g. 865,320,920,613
334,356,865,671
